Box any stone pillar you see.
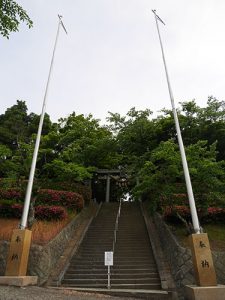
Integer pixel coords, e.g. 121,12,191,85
5,229,32,276
106,174,110,202
189,233,216,286
0,228,38,287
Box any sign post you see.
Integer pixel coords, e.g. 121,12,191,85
104,251,113,289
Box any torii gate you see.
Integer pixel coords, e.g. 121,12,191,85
96,169,123,202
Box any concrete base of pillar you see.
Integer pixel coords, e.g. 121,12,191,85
0,276,38,286
185,285,225,300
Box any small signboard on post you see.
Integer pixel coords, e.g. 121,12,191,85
104,251,113,266
104,251,113,289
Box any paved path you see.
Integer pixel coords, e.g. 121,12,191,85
0,286,137,300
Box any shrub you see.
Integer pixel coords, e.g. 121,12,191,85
35,206,68,221
0,199,17,205
38,180,92,205
163,205,191,223
0,203,67,221
0,188,24,201
201,207,225,224
163,205,225,224
36,189,84,211
0,203,23,218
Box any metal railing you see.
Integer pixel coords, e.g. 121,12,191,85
113,199,122,252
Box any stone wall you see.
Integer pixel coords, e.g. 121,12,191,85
154,213,225,299
0,203,98,285
0,241,8,277
153,213,194,299
212,251,225,284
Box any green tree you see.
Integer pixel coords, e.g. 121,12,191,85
42,112,120,182
186,141,225,208
0,0,32,38
107,108,161,195
43,159,93,182
0,144,13,177
0,100,29,149
0,100,53,179
133,140,182,211
133,139,225,212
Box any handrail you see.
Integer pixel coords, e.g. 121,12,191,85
113,199,122,252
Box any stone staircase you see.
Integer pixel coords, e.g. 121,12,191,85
61,202,118,288
61,202,173,298
113,202,161,290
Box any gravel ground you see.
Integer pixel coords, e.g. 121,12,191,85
0,286,138,300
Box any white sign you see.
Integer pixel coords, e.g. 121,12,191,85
104,251,113,266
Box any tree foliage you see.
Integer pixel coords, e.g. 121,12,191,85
0,0,33,38
1,97,225,212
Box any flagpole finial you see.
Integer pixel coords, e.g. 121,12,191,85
58,14,68,34
152,9,166,25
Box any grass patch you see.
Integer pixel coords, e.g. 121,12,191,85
0,212,76,245
168,222,225,251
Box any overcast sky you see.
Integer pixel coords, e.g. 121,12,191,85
1,0,225,123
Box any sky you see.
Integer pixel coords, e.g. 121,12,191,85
1,0,225,123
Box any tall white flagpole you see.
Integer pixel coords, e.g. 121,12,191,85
19,15,67,229
152,10,201,234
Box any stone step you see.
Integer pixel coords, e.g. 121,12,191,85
80,242,113,246
76,254,153,260
64,272,159,280
78,251,151,256
68,264,158,270
61,283,162,290
114,247,151,251
62,278,161,285
82,239,114,243
115,244,150,248
79,244,113,248
116,239,149,242
73,255,154,261
68,262,158,271
66,267,158,273
86,233,114,236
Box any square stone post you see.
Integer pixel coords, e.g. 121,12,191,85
185,233,225,300
0,229,37,286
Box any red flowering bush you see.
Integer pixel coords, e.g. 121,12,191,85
163,205,225,224
0,203,23,218
0,189,24,201
36,189,84,211
35,206,68,221
38,181,92,205
0,203,67,221
201,207,225,224
163,205,191,223
159,193,189,208
11,204,23,218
